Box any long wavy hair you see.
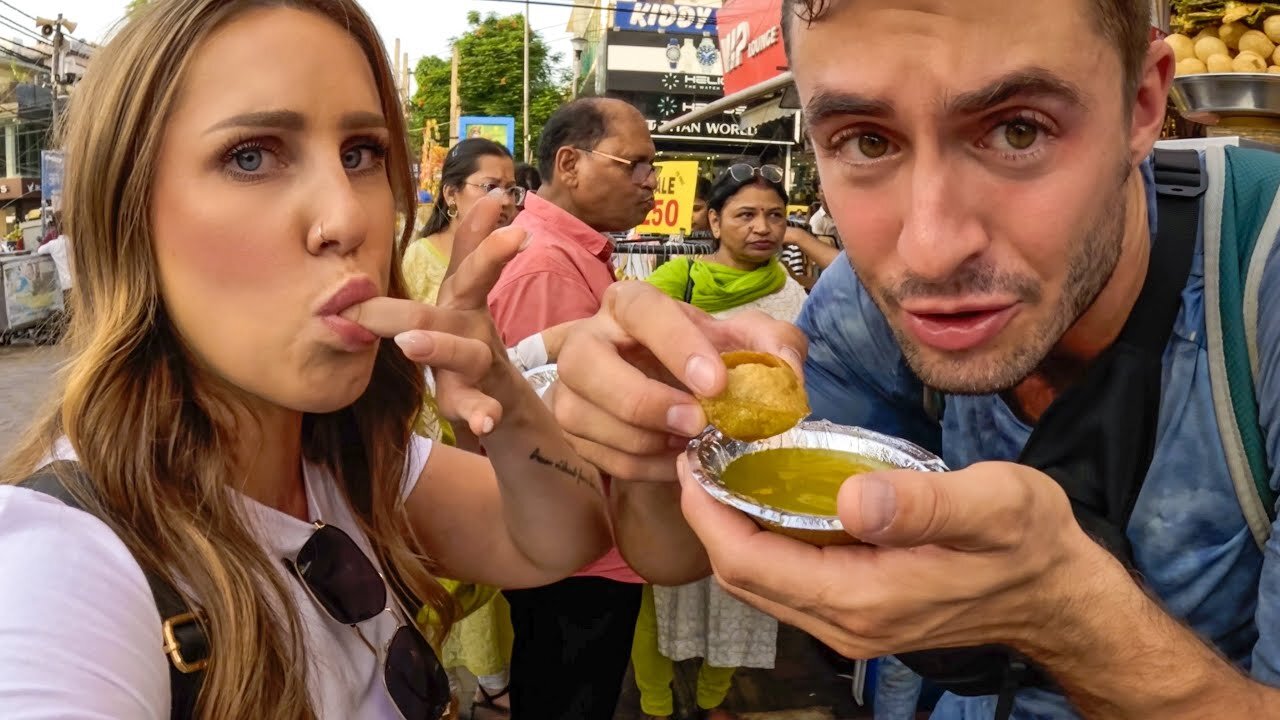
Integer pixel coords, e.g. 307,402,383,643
1,1,455,717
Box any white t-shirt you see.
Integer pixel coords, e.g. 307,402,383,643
36,235,72,291
0,435,434,719
808,207,838,240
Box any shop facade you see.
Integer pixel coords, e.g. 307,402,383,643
569,0,802,181
651,0,804,188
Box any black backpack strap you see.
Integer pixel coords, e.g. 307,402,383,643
1140,148,1206,349
19,461,207,720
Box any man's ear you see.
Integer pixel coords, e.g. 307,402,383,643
1129,39,1176,166
555,146,580,188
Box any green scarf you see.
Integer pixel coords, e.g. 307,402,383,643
648,257,787,314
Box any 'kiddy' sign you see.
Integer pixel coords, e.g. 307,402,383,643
614,2,718,36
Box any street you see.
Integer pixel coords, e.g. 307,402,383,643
0,344,64,460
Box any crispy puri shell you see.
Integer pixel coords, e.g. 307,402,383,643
699,351,810,441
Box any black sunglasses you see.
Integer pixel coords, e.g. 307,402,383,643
286,522,450,720
727,163,784,185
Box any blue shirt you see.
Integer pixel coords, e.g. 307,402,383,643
796,161,1280,719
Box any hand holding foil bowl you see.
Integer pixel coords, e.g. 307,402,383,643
688,352,948,546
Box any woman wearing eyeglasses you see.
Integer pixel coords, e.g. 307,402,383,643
404,138,525,306
402,138,531,716
0,2,623,719
631,159,806,720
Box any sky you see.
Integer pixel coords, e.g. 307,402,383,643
7,0,577,81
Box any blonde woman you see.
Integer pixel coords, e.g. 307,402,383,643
0,1,622,718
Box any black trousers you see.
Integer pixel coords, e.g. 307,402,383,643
506,576,644,720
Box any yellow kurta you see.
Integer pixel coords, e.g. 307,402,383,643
403,235,514,685
402,236,450,306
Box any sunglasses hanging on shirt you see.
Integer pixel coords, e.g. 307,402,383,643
285,521,451,720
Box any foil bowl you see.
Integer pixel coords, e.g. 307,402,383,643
686,420,949,546
523,364,558,396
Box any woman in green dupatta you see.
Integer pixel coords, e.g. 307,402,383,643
647,160,808,323
631,160,807,720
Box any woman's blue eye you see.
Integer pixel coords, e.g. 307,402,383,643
343,147,367,169
235,149,263,172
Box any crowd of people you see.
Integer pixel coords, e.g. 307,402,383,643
5,0,1280,719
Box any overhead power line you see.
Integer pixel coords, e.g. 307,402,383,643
0,0,93,47
479,0,612,11
0,0,33,20
0,11,47,43
0,43,48,68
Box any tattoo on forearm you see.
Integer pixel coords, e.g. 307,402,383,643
529,448,600,493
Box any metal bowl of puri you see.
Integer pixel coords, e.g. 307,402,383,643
686,420,949,546
1170,73,1280,125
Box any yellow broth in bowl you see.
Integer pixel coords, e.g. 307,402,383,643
720,448,895,517
686,420,949,546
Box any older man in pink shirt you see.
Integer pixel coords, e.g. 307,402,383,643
489,97,659,719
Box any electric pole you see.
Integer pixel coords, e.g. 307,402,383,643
36,14,77,133
448,45,460,147
392,37,401,89
522,0,530,163
402,52,410,107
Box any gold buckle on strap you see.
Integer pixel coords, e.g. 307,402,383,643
161,612,208,674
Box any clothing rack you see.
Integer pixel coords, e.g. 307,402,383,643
612,241,715,256
612,236,715,281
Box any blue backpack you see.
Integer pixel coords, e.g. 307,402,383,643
1200,143,1280,548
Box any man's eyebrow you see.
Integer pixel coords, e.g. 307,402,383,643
944,69,1086,115
804,90,894,124
803,68,1085,126
205,110,386,135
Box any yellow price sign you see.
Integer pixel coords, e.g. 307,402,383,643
636,161,700,235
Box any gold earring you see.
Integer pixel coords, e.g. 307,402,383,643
446,205,458,220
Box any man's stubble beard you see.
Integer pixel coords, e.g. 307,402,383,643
871,165,1131,396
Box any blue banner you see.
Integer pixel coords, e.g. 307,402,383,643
614,1,717,35
40,150,63,212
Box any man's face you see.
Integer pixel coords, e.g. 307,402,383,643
791,0,1142,394
691,197,709,233
572,106,659,232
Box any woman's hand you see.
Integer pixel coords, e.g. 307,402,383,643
342,195,527,436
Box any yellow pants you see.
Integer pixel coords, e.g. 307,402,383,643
631,584,736,716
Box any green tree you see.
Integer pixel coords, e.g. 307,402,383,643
407,11,567,162
125,0,149,15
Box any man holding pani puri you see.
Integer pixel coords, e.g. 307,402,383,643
547,0,1280,717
